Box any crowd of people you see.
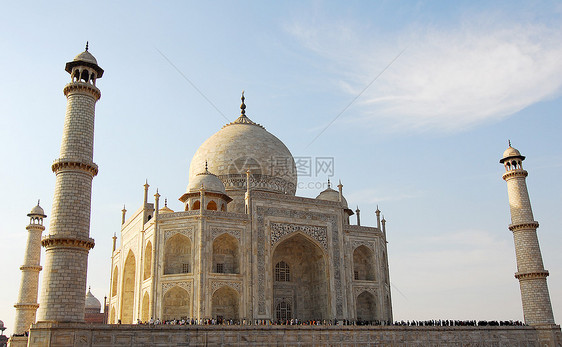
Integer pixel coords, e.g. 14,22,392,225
134,318,525,327
393,320,525,327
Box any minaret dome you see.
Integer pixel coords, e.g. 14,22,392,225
65,42,104,85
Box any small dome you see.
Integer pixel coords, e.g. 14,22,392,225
28,202,46,217
316,187,349,208
73,50,98,65
500,143,525,163
65,44,104,77
503,146,521,159
159,205,174,214
187,168,226,194
85,288,101,312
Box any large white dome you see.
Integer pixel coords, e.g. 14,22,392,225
189,96,297,195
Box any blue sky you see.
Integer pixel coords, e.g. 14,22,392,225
1,1,561,334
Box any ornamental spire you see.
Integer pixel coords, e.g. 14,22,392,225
85,41,89,51
222,91,265,129
240,91,246,116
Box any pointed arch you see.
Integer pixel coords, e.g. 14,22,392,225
353,245,376,281
272,230,327,257
141,292,150,322
192,200,200,210
212,233,239,274
162,286,190,320
112,265,119,297
207,200,217,210
211,286,239,320
144,241,152,280
164,233,191,274
120,250,136,324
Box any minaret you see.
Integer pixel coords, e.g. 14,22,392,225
121,205,127,225
36,44,103,323
13,202,46,335
337,180,343,202
500,143,555,325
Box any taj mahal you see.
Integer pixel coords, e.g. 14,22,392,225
6,46,562,346
108,89,392,324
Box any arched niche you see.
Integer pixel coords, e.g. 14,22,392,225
353,245,376,281
163,286,190,321
356,291,377,321
120,250,136,324
144,241,152,280
272,233,328,320
211,286,239,320
112,265,118,297
212,233,239,274
141,292,150,322
164,233,191,275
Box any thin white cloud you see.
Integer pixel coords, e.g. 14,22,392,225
287,17,562,133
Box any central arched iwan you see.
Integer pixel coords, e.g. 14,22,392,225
272,233,328,320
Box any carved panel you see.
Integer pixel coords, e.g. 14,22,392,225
162,281,192,295
354,285,377,298
270,223,327,251
211,280,242,294
274,296,293,306
219,174,296,195
163,227,194,242
211,228,241,242
351,240,375,252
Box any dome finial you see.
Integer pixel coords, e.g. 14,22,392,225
327,178,331,188
508,139,512,147
240,91,246,116
165,198,168,207
205,160,209,172
85,41,89,51
37,199,40,206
